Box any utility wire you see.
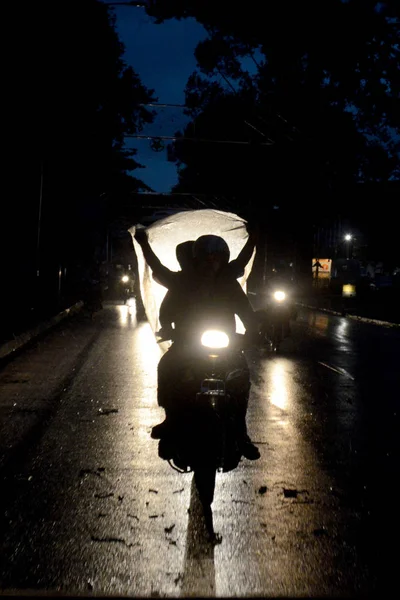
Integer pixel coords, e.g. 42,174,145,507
211,63,274,143
106,1,301,140
129,191,212,196
104,2,147,6
141,102,186,108
104,1,284,143
138,102,298,139
125,134,274,146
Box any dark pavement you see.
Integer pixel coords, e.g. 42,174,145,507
0,303,399,597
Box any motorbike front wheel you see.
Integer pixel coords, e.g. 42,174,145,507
193,466,217,538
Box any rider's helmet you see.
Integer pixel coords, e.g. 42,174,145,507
193,235,230,272
176,240,195,271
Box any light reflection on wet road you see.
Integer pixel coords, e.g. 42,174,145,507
0,302,399,596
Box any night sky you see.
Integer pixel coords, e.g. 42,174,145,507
113,5,207,192
113,4,399,197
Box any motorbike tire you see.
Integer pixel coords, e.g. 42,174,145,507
193,466,217,535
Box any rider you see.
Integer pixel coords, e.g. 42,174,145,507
266,269,298,324
134,228,260,460
155,226,257,340
156,240,196,341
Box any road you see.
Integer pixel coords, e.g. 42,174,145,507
0,302,399,597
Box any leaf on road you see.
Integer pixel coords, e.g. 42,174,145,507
98,408,119,415
313,527,328,537
149,488,158,494
94,492,114,499
79,468,102,478
283,488,299,498
164,524,175,534
283,488,310,500
174,573,183,585
258,486,268,495
91,535,127,545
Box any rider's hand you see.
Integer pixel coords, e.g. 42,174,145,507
245,221,259,243
134,227,148,245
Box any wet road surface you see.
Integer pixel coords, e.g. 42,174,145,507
0,303,399,596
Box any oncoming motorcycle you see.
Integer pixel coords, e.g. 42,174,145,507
120,273,136,304
257,288,294,352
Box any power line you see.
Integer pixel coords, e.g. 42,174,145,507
141,102,186,108
129,191,222,196
138,102,297,142
105,1,279,143
105,0,301,141
119,194,247,214
184,50,275,144
125,134,274,146
138,102,295,144
104,2,147,6
214,48,300,140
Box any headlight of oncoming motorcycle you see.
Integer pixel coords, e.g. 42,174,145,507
201,330,230,349
273,290,286,302
121,275,129,283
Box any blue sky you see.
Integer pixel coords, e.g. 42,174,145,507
113,5,208,192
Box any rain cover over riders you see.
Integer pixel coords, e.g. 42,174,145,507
129,209,256,342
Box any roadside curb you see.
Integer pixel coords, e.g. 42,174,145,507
297,302,400,328
298,302,344,317
0,301,84,361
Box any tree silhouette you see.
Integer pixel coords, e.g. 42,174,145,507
146,0,399,201
2,0,156,339
144,0,399,281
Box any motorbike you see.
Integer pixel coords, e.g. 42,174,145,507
157,328,250,541
257,288,294,352
120,274,135,304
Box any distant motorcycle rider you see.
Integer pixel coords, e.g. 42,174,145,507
135,228,260,460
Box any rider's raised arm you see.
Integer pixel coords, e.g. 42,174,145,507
134,229,177,289
233,281,259,340
226,226,258,279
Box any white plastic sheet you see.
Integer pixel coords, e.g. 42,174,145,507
129,209,255,338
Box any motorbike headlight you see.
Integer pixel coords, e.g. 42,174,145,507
201,330,230,349
273,290,286,302
121,275,129,283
